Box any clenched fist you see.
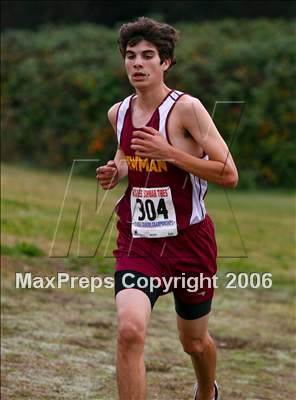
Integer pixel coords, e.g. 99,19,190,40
96,160,118,190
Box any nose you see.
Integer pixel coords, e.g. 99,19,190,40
132,55,143,68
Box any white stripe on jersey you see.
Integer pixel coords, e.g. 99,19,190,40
189,154,208,224
116,95,133,144
158,90,183,136
116,90,208,225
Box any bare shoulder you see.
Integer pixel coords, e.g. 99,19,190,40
174,94,211,129
176,94,203,115
107,102,121,131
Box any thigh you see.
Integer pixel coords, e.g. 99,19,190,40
116,287,152,332
174,294,212,320
169,215,218,306
176,312,210,341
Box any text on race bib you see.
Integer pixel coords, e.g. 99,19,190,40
130,187,178,238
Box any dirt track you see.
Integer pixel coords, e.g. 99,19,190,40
2,256,295,399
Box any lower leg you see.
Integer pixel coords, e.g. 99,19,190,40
191,334,217,400
117,341,146,400
116,289,151,400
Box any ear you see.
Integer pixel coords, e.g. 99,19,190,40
161,58,171,72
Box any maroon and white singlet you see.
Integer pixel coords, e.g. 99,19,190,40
113,90,217,304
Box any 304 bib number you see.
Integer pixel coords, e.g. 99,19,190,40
135,198,168,221
130,187,178,238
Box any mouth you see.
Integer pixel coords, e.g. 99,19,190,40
132,72,148,79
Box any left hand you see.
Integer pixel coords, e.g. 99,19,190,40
131,126,172,160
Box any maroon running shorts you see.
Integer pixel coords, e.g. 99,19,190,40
113,214,218,307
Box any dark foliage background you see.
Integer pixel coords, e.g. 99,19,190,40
2,1,295,30
1,10,295,188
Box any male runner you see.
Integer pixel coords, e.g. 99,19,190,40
96,17,238,400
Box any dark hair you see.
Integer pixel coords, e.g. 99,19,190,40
118,17,180,69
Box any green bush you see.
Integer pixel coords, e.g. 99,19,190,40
1,20,295,187
1,242,45,257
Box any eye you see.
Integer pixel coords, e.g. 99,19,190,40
144,53,154,59
126,54,135,59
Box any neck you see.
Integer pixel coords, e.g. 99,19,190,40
135,84,171,113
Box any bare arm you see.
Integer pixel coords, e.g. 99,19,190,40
96,103,128,190
131,96,238,188
107,103,128,180
113,148,128,181
170,96,239,187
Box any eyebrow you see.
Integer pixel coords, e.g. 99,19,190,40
126,49,156,54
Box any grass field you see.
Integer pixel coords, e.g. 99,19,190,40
1,163,295,400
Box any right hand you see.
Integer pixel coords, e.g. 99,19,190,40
96,160,118,190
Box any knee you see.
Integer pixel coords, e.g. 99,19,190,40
180,334,211,357
117,321,145,350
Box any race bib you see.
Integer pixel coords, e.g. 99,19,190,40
130,186,178,238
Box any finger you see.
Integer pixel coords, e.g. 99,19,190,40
103,166,117,172
135,151,149,158
100,181,117,187
101,182,115,188
97,162,117,171
132,130,154,139
131,138,147,145
140,126,158,135
97,174,114,182
101,182,116,190
99,177,116,184
98,166,117,174
97,166,108,173
131,145,147,152
97,174,116,183
98,169,117,176
98,170,115,178
97,167,107,174
107,160,117,167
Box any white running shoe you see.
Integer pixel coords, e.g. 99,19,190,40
193,381,220,400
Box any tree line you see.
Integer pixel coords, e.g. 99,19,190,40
2,19,295,188
2,0,295,30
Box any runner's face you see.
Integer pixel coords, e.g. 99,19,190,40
125,40,170,88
